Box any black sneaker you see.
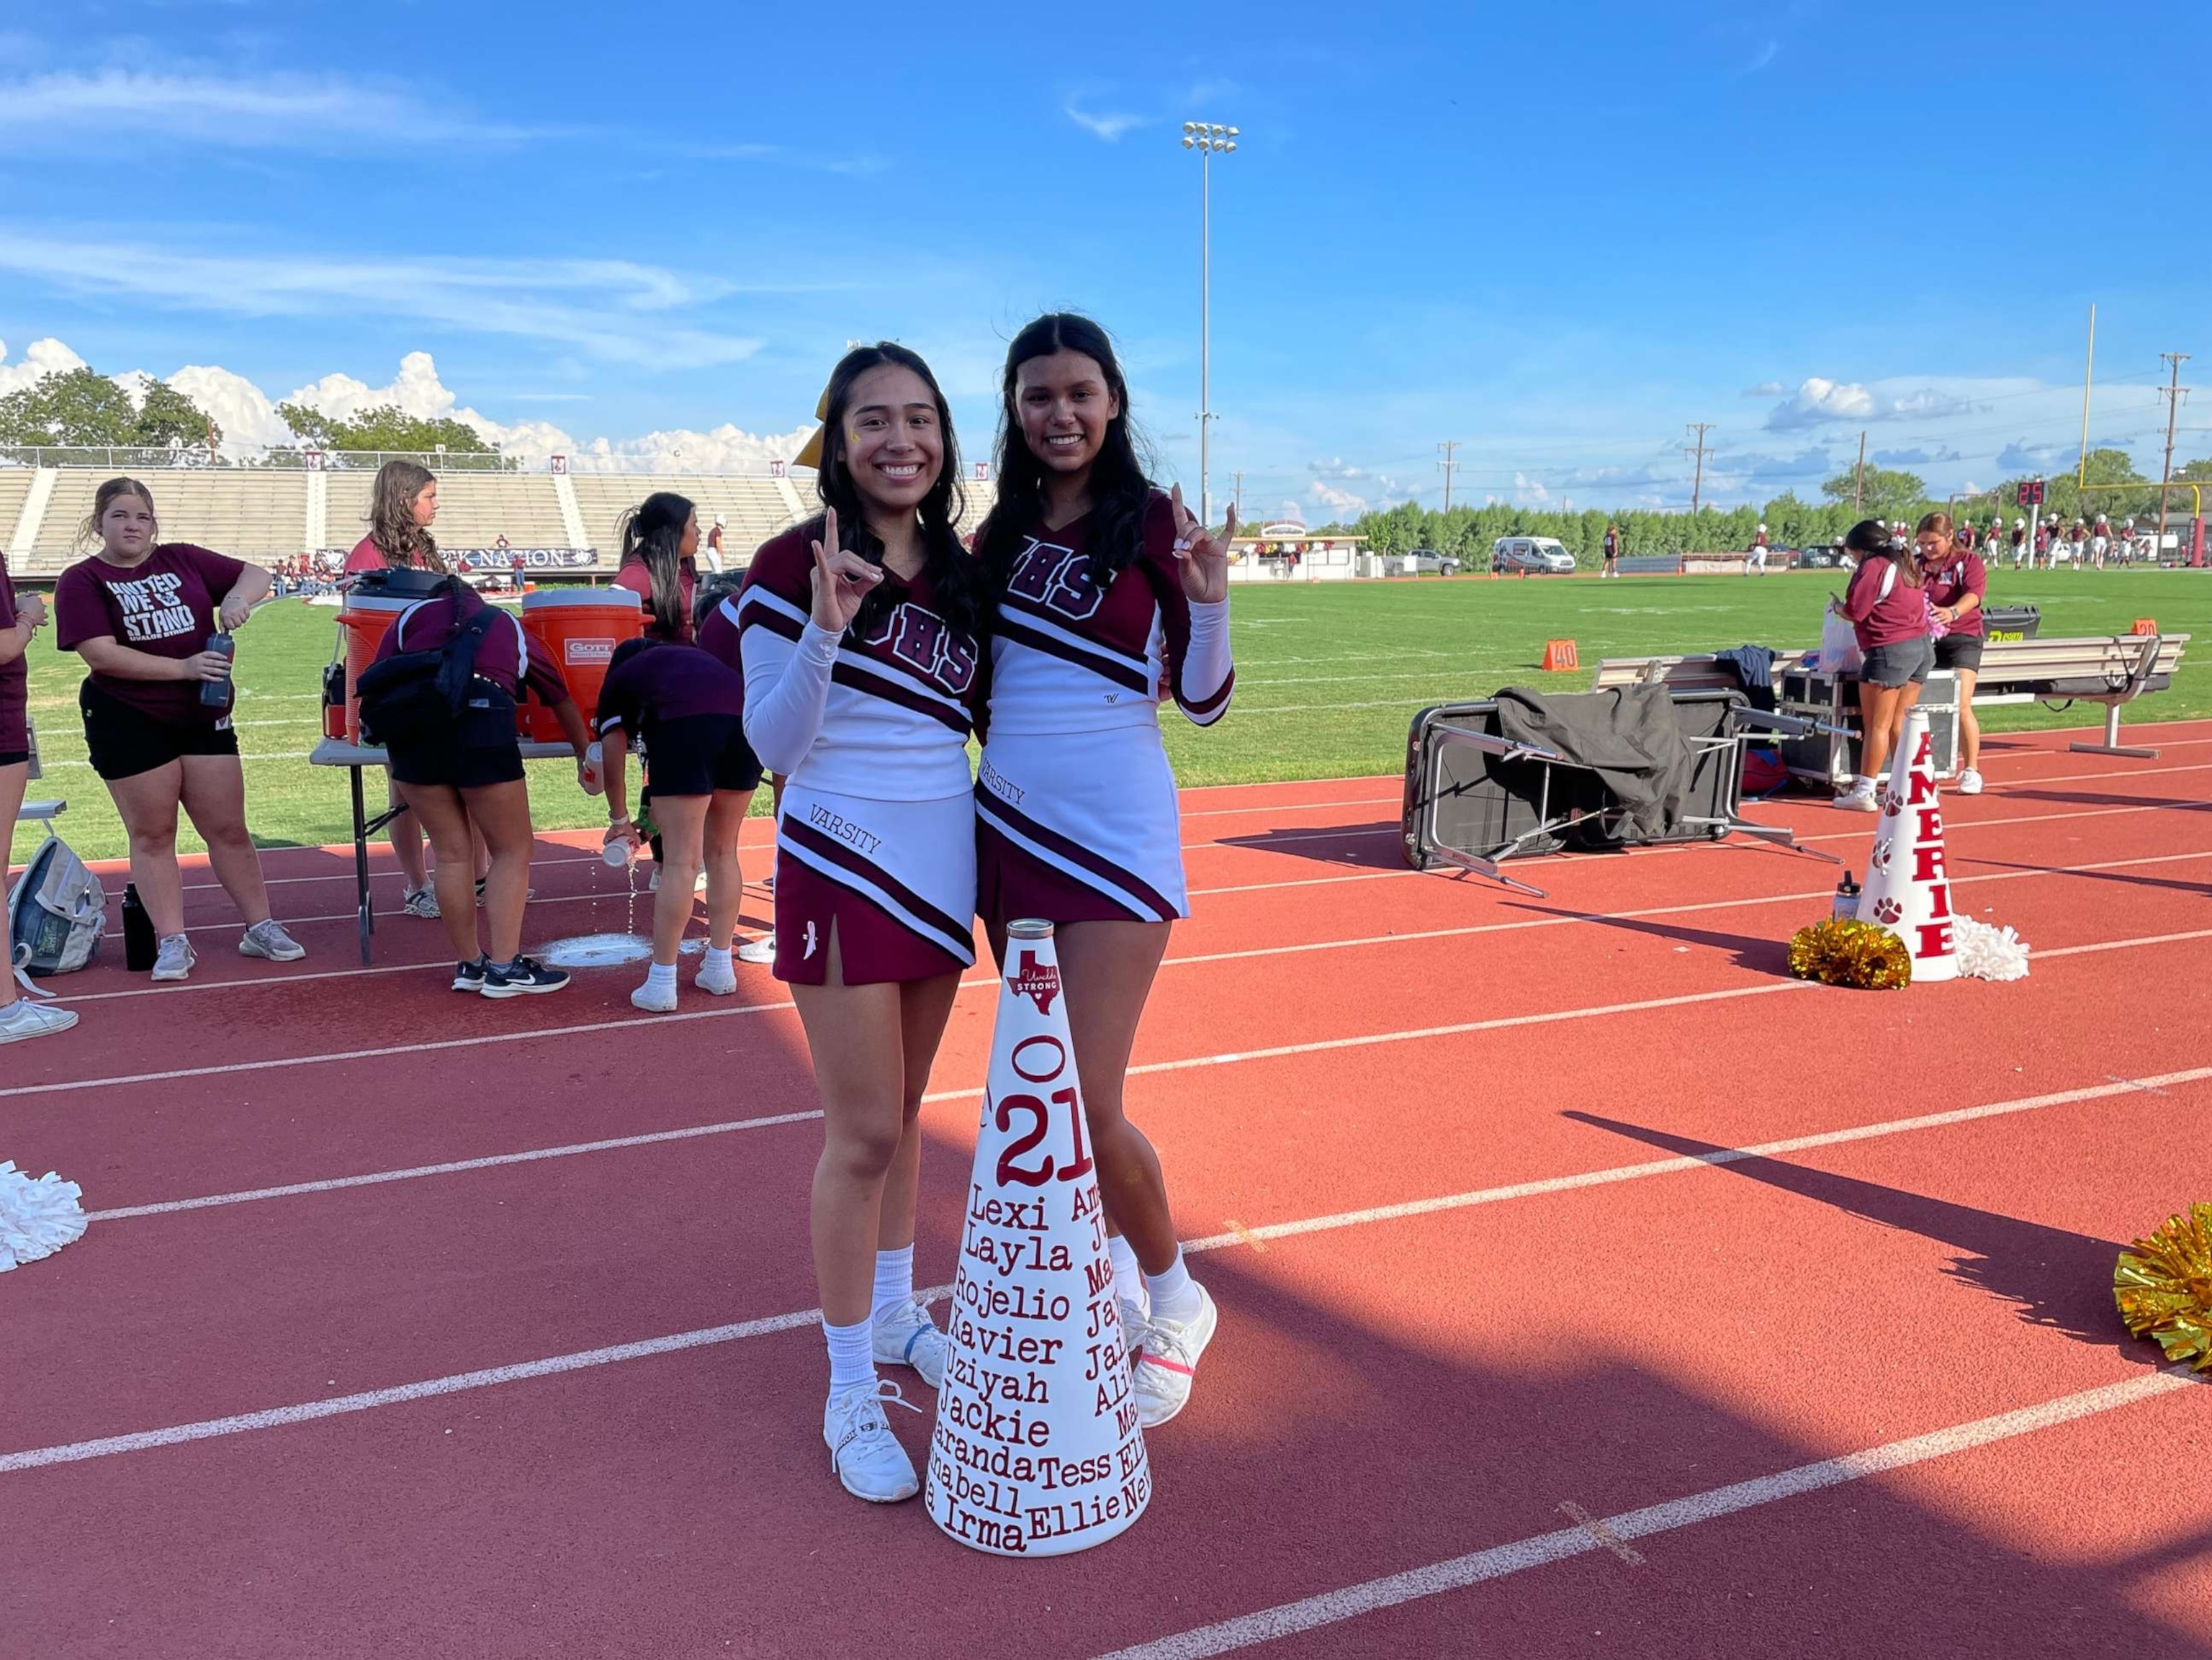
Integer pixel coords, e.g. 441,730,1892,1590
451,957,487,993
480,955,569,998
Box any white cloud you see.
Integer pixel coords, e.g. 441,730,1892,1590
0,69,552,150
1309,480,1369,519
1511,471,1552,507
1065,104,1146,142
0,335,86,397
1765,376,1977,432
0,235,764,367
1741,381,1788,397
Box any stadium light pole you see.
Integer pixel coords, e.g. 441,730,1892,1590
1182,121,1238,527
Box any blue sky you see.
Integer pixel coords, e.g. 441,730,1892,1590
2,0,2206,520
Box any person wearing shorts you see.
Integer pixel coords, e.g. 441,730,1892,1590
1920,515,1988,794
1832,517,1932,811
594,636,760,1012
1601,523,1620,578
0,553,77,1043
372,579,597,996
53,477,304,982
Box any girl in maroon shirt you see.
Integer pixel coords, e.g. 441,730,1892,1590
611,492,698,643
0,551,76,1042
1830,518,1930,810
53,477,303,980
1917,511,1989,794
343,459,459,914
371,581,597,996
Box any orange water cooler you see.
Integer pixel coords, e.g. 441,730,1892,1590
333,569,448,743
518,588,644,740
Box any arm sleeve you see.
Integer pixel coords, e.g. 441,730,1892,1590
594,661,638,736
518,621,572,707
1169,597,1233,725
51,570,107,651
740,611,840,775
1963,552,1987,601
1837,556,1879,623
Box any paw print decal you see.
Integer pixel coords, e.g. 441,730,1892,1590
1870,837,1893,872
1880,789,1903,818
1871,896,1904,924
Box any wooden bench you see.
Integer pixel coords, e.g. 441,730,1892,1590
1595,633,2190,759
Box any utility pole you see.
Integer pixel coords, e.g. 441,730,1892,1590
2157,351,2192,553
1437,441,1460,513
1229,471,1243,521
1853,430,1867,513
1683,423,1713,519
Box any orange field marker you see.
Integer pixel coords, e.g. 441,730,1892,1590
1541,639,1580,672
2131,618,2159,636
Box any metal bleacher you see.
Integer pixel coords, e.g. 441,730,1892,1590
0,470,31,561
567,474,794,566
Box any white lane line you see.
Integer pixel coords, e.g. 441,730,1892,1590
86,1109,826,1222
1179,795,1398,819
1085,1371,2208,1660
22,1068,2205,1471
1557,1501,1645,1567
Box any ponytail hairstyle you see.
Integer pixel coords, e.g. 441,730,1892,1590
976,312,1153,590
809,342,984,641
1844,516,1923,586
79,476,159,551
615,490,694,640
367,460,444,571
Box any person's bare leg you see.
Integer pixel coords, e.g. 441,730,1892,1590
1858,681,1905,785
875,970,961,1255
1956,668,1982,772
649,794,707,966
385,780,428,893
107,762,188,936
179,754,271,926
0,760,25,1008
397,782,482,963
458,779,534,962
702,787,752,950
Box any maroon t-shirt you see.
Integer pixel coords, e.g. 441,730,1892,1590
54,543,247,725
613,557,697,643
373,588,571,708
593,640,745,739
0,563,28,755
1922,547,1988,637
1839,552,1930,650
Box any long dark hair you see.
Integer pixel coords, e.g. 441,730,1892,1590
809,342,984,641
1845,517,1923,587
616,490,693,639
976,312,1154,589
368,460,445,571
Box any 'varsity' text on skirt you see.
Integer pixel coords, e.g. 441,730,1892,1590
974,725,1188,928
773,783,976,985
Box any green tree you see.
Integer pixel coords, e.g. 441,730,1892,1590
277,402,503,464
0,366,222,449
1819,464,1928,520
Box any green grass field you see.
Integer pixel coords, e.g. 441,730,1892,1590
12,568,2205,863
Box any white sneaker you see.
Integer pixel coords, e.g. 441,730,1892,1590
152,934,197,982
1956,767,1984,796
695,869,712,895
1133,1284,1218,1427
1119,1296,1151,1359
695,955,738,996
401,885,441,919
240,919,307,962
871,1299,948,1388
1835,786,1879,813
0,999,78,1043
822,1381,921,1502
736,933,776,965
647,865,661,893
629,976,678,1014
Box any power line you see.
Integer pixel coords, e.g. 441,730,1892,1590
1683,423,1714,516
1437,441,1460,513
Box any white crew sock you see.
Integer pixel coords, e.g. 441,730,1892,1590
1108,1234,1143,1310
1852,775,1874,795
644,961,677,995
702,944,732,978
824,1316,876,1395
1144,1248,1202,1325
871,1243,914,1322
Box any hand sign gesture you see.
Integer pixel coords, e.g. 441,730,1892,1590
1169,483,1236,604
808,506,881,631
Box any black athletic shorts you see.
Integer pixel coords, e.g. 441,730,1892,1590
388,694,527,790
81,680,240,782
642,712,762,796
0,750,27,768
1857,638,1935,688
1933,633,1984,672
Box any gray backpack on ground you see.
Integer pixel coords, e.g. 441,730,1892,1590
8,832,105,978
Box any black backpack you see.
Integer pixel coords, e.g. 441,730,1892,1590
354,584,505,749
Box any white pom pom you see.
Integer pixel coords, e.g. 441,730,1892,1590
1954,916,2031,982
0,1160,89,1271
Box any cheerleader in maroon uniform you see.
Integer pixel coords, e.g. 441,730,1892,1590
973,313,1236,1427
737,343,987,1503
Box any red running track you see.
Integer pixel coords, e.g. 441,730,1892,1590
3,718,2208,1658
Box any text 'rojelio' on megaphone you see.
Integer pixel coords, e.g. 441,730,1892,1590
926,919,1151,1556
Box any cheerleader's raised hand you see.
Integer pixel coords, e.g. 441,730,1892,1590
808,505,882,631
1169,483,1236,605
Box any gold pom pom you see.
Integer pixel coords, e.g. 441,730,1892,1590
2115,1202,2212,1372
1786,919,1912,990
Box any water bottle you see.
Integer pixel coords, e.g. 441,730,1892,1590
1833,872,1861,921
199,632,236,709
122,883,157,972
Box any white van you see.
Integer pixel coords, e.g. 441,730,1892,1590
1491,536,1578,575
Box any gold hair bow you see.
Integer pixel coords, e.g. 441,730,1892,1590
792,384,831,471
